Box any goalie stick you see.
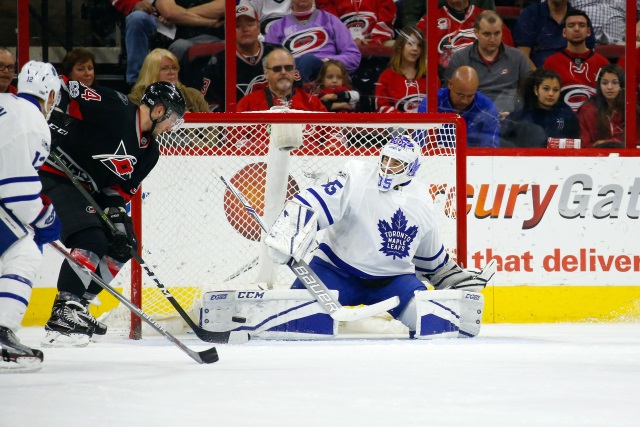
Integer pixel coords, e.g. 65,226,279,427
49,152,249,345
47,241,219,364
213,165,400,322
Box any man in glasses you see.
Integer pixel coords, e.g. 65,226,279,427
40,81,186,348
0,48,17,95
236,47,326,112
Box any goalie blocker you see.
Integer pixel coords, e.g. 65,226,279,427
201,288,484,339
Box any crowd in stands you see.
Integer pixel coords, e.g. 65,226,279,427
4,0,640,148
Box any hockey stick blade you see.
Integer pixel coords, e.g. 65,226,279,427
214,165,398,321
50,152,249,345
331,297,400,322
48,241,219,364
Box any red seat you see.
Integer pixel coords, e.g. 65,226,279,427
594,44,626,62
495,6,522,19
187,42,225,62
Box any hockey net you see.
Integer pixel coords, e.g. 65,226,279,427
103,112,467,336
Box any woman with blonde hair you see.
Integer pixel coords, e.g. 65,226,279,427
374,26,426,113
129,48,209,113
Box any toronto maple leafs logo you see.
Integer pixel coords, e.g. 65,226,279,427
378,209,418,260
92,140,137,180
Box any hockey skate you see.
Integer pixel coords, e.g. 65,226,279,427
42,295,94,348
0,326,44,373
79,298,108,337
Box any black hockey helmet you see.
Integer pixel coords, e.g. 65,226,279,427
141,81,186,130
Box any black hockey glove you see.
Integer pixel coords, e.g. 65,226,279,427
105,207,138,262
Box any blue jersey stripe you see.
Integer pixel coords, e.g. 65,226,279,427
414,245,445,262
307,188,334,225
318,243,395,280
2,194,40,204
0,176,40,186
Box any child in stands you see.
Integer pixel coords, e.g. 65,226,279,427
313,59,360,112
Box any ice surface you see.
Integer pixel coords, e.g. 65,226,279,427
2,323,640,427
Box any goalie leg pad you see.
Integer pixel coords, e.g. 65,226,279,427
413,290,463,339
201,290,337,340
458,291,485,338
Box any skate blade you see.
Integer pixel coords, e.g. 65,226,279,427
0,357,42,373
41,330,90,348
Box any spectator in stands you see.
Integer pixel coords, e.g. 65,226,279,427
415,0,513,75
577,63,626,148
542,9,609,112
313,59,360,112
129,48,209,112
201,5,280,111
240,0,291,37
418,66,500,147
111,0,223,85
571,0,626,44
161,0,225,74
316,0,397,46
0,47,17,94
265,0,361,82
374,26,426,113
444,10,530,117
236,47,327,111
501,68,580,147
513,0,596,69
403,0,495,28
59,48,97,88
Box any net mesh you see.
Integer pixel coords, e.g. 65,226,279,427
104,113,462,335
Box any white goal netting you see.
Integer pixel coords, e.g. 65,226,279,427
103,112,466,336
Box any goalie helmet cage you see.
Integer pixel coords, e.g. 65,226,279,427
112,112,467,338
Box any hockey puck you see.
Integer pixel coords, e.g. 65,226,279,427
232,316,247,323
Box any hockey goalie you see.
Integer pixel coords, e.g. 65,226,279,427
206,136,495,339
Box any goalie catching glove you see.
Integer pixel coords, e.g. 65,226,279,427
425,258,497,292
264,200,318,265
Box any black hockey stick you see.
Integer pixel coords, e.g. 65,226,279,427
49,151,249,345
47,241,219,364
213,165,400,321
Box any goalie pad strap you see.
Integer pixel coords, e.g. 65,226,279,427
412,290,485,339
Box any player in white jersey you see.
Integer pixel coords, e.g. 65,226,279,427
0,61,62,372
265,136,494,336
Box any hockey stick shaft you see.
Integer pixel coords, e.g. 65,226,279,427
213,166,399,322
47,241,219,364
49,152,247,344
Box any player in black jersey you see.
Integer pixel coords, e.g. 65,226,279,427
40,81,186,348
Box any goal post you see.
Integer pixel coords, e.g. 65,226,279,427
110,112,468,337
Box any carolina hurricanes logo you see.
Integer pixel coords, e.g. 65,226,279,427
92,141,137,180
437,18,449,30
237,5,250,14
396,94,426,113
283,29,329,56
341,12,375,35
261,16,284,35
562,84,596,111
439,29,476,54
238,75,268,96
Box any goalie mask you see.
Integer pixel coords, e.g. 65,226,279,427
378,136,421,191
17,60,61,121
141,81,186,132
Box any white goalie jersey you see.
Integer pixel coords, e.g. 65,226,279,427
294,160,449,279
